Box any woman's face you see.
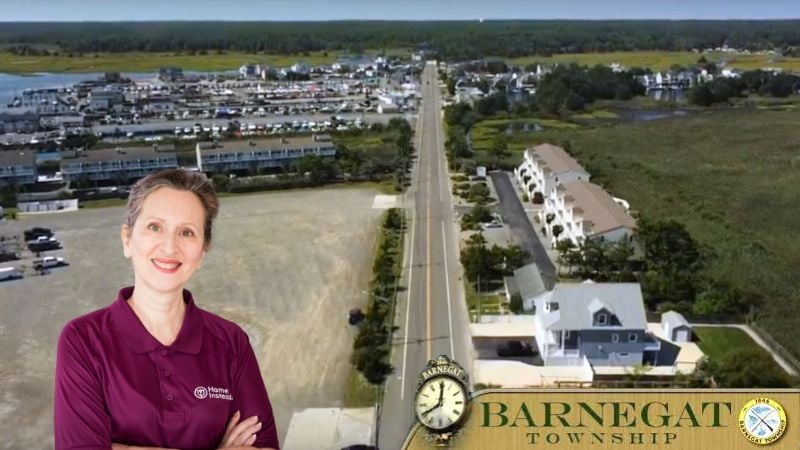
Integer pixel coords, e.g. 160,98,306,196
121,187,207,297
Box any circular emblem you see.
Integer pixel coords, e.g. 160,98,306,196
194,386,208,399
738,398,787,445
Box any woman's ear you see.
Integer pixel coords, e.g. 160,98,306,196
120,225,131,258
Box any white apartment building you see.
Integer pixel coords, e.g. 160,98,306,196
547,180,636,246
514,143,590,207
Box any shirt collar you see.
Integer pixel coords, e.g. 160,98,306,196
110,286,204,355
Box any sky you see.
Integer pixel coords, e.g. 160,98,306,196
2,0,798,21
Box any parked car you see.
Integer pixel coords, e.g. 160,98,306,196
23,227,53,241
33,256,68,271
28,240,62,253
0,251,21,262
348,308,365,325
496,340,537,357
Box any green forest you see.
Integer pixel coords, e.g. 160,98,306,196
1,20,799,58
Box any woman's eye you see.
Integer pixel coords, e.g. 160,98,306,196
147,223,161,232
181,229,195,237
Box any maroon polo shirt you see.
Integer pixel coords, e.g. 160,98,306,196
54,287,279,450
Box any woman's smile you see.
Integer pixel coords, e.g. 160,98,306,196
151,258,182,273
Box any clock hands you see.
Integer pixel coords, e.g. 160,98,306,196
421,381,446,417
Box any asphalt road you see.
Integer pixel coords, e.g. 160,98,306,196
490,171,557,289
377,63,473,449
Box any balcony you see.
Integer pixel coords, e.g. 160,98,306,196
550,348,580,357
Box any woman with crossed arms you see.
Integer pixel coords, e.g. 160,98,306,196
55,169,279,450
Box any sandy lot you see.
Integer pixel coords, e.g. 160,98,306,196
0,187,383,448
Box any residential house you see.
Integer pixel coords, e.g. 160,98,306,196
59,145,178,183
455,86,484,105
377,102,400,114
504,263,551,312
532,282,661,367
0,110,40,134
514,143,590,205
88,88,125,112
7,89,73,114
547,180,636,246
142,97,177,114
290,63,311,75
39,115,85,130
0,150,37,186
158,67,184,82
195,135,335,174
239,64,262,78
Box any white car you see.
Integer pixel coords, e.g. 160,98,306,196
33,256,68,270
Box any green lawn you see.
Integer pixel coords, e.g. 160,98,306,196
343,368,379,408
501,51,800,72
694,327,765,361
475,108,800,359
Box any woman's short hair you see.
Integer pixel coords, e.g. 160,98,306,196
124,169,219,250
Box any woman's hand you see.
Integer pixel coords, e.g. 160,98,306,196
218,410,263,448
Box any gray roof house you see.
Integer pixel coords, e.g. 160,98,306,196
504,263,549,312
661,311,693,343
59,145,178,183
0,150,37,186
533,281,661,367
195,135,335,174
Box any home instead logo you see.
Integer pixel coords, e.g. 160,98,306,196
400,390,800,449
194,386,233,401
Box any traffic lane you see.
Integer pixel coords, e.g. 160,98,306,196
490,171,557,289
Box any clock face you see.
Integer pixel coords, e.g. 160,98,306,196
415,376,468,430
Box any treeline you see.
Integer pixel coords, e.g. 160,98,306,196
555,218,751,316
460,233,529,292
689,71,800,106
535,64,646,113
351,208,404,384
1,21,799,58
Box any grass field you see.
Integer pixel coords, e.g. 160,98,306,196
502,51,800,72
473,108,800,359
0,49,403,73
693,327,767,362
343,368,378,407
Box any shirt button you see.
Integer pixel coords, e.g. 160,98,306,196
164,370,171,377
166,394,174,401
160,348,168,356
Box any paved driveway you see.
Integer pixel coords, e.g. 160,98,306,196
490,171,557,288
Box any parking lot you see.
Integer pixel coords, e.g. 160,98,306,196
0,186,384,447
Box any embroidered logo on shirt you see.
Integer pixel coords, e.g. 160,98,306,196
194,385,233,401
